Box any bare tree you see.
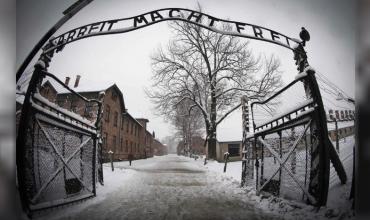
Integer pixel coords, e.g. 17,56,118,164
171,99,204,155
147,10,282,159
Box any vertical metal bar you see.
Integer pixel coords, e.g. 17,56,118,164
254,138,259,192
92,135,97,196
16,62,44,215
36,120,41,191
307,73,331,206
63,130,66,188
261,136,264,186
278,131,282,196
335,119,339,153
294,36,330,206
241,96,249,186
303,124,308,200
80,135,84,181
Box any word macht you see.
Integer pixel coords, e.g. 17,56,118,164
49,8,300,53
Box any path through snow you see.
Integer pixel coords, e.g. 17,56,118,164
35,155,278,220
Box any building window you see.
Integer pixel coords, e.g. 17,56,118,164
114,111,118,127
131,123,133,134
103,132,108,148
120,138,123,152
105,105,110,122
70,95,79,113
57,99,65,107
43,87,49,96
111,91,117,101
121,117,124,130
112,135,117,151
127,121,129,133
130,141,133,153
228,144,240,157
84,102,94,117
125,140,128,152
71,101,78,113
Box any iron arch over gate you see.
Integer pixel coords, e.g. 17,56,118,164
16,7,344,214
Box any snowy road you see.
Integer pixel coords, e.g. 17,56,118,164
37,155,278,220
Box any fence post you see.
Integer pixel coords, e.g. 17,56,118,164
335,119,339,153
293,28,330,206
241,95,252,186
223,152,229,172
108,150,114,171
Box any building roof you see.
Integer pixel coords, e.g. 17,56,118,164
56,83,126,113
48,76,115,94
41,80,58,94
123,111,144,128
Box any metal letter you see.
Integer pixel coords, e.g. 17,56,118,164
133,15,148,27
235,22,246,33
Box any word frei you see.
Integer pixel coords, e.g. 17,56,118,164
49,8,300,52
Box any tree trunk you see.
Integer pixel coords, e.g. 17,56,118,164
208,132,217,159
208,77,217,159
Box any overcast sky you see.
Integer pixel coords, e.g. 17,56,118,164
17,0,355,141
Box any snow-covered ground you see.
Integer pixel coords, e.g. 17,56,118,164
199,135,355,219
33,138,354,220
34,155,277,220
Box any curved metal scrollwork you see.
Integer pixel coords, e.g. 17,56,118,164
43,8,301,54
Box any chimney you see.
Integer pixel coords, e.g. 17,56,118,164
65,77,70,86
152,131,155,138
74,75,81,88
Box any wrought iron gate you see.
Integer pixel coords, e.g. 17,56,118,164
241,67,347,207
16,67,103,214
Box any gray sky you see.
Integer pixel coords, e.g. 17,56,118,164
17,0,355,141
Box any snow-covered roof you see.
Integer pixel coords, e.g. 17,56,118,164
124,111,144,128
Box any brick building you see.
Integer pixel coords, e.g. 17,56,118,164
117,115,154,160
153,138,168,156
35,76,162,162
39,80,58,102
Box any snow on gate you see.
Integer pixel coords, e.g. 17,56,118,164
241,70,346,207
17,72,103,215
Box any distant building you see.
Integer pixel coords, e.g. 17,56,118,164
153,137,168,156
39,80,58,102
214,140,242,162
30,76,165,162
328,126,355,141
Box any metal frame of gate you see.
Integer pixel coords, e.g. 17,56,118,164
16,5,347,213
241,51,347,206
16,66,103,215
